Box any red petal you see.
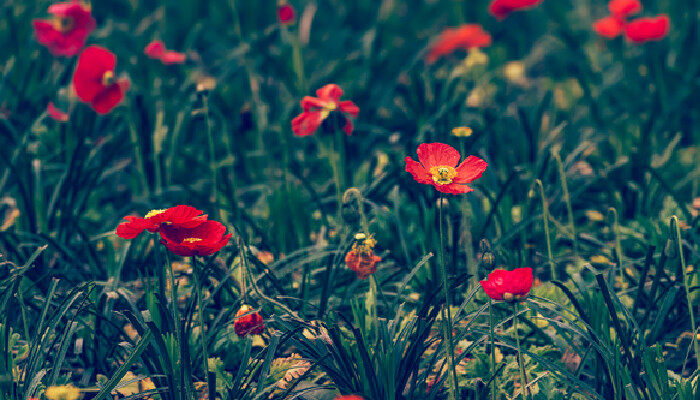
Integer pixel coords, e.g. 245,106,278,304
593,16,624,38
453,155,487,184
435,183,473,194
47,102,69,122
316,84,343,102
416,143,461,169
405,157,433,185
161,51,186,65
144,40,166,58
489,0,542,19
116,216,156,239
292,111,323,136
608,0,641,18
624,15,669,43
339,100,359,117
91,83,125,114
73,46,115,103
277,4,296,24
300,96,327,111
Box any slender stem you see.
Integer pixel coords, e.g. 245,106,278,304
203,95,219,220
513,302,530,400
535,180,555,281
438,196,458,400
126,115,150,197
166,253,190,400
553,152,577,262
489,299,497,400
672,216,700,370
191,257,211,391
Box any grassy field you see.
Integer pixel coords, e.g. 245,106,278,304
0,0,698,399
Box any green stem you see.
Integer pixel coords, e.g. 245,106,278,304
513,303,530,400
203,95,219,219
166,253,191,400
535,180,555,281
489,299,496,400
438,196,458,400
192,257,212,395
608,208,624,282
553,151,577,262
672,216,700,370
126,114,150,197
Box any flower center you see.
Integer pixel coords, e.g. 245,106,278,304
144,209,167,219
52,16,74,32
183,237,203,244
101,70,115,86
429,166,457,185
319,101,337,120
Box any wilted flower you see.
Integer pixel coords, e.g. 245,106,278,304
144,40,186,65
33,0,95,56
277,3,296,25
234,304,265,337
480,267,533,301
47,102,69,122
72,46,130,114
345,234,381,279
405,143,488,194
159,220,231,257
488,0,542,19
426,24,491,64
624,15,669,42
45,384,81,400
292,84,359,136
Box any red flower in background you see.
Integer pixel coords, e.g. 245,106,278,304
234,305,265,336
336,397,364,400
47,102,69,122
159,220,231,257
116,205,208,239
593,16,624,38
72,46,130,114
488,0,542,19
33,0,95,56
480,267,533,301
277,4,296,25
624,15,669,42
144,40,186,65
608,0,641,19
426,24,491,64
405,143,487,195
291,84,359,136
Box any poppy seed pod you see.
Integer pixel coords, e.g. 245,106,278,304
341,188,363,226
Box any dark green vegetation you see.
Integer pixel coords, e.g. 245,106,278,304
0,0,698,399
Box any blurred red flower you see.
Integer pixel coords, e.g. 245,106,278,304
336,397,364,400
144,40,186,65
72,46,130,114
405,143,487,195
345,248,381,280
608,0,641,19
116,205,208,239
277,4,296,25
426,24,492,64
593,16,624,38
480,267,533,301
33,0,95,56
159,220,231,257
488,0,542,19
47,102,69,122
292,84,359,136
624,15,669,43
234,305,265,336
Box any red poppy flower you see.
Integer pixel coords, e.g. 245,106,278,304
33,0,95,56
488,0,542,19
593,16,624,38
234,304,265,337
72,46,130,114
426,24,492,64
479,267,533,301
277,4,296,25
608,0,641,19
116,205,207,239
144,40,186,65
405,143,487,195
345,248,381,279
624,15,669,43
291,84,359,136
159,220,231,257
47,102,69,122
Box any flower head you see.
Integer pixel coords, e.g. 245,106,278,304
345,234,381,279
405,143,487,194
144,40,186,65
116,205,207,239
624,15,669,43
479,267,533,301
159,220,231,257
488,0,542,19
291,84,359,136
234,304,265,336
277,3,296,25
593,16,625,38
608,0,641,19
72,46,130,114
47,102,69,122
426,24,491,64
33,1,95,56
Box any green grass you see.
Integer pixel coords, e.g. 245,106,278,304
0,0,699,399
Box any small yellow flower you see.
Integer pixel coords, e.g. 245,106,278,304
504,61,526,84
45,384,81,400
451,126,473,137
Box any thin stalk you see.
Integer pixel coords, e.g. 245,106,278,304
534,180,555,281
489,299,497,400
671,216,700,369
553,151,578,262
191,257,212,396
608,208,624,282
513,302,530,400
438,196,458,400
203,95,219,220
166,253,190,400
126,114,150,197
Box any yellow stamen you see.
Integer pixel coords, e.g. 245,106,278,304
144,209,167,219
319,101,337,120
102,70,115,86
429,165,457,185
52,16,74,32
183,237,203,244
